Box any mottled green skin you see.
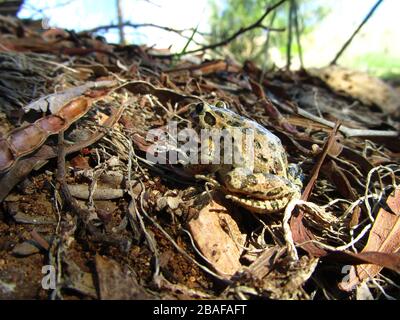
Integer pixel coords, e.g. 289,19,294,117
192,103,302,213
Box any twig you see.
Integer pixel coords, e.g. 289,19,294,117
87,22,206,46
21,0,76,18
55,128,129,249
178,21,200,58
274,99,399,138
153,0,288,58
330,0,384,65
30,230,50,251
88,22,209,37
301,122,341,201
283,198,300,260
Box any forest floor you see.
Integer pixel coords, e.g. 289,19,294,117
0,16,399,300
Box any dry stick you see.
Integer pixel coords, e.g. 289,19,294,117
88,22,210,36
330,0,384,65
56,132,128,248
274,99,398,138
154,0,288,58
302,122,341,201
22,0,76,17
88,22,209,45
296,107,398,139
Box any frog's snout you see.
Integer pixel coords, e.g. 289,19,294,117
194,102,217,127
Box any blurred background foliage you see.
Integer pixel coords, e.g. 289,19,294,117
208,0,330,69
6,0,400,79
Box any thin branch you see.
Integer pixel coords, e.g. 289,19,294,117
86,22,207,46
275,99,399,139
87,22,210,36
56,130,128,248
330,0,384,65
140,0,161,8
153,0,288,58
260,24,285,32
21,0,75,18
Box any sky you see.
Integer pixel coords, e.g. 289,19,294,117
305,0,400,68
18,0,400,70
19,0,212,49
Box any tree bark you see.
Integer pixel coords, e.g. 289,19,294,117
116,0,125,45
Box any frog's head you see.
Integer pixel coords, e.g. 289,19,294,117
195,102,217,129
194,101,233,130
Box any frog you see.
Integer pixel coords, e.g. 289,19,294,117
188,102,302,214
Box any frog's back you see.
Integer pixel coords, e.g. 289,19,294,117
252,124,288,176
209,106,288,176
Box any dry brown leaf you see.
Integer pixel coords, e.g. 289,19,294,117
95,255,153,300
301,122,341,201
167,59,241,76
308,66,400,116
322,160,362,228
291,123,341,257
188,200,245,277
323,160,357,200
0,106,124,202
290,212,327,257
341,147,374,175
249,79,298,135
339,187,400,291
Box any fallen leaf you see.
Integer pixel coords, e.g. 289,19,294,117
0,106,124,202
308,66,400,116
290,123,341,257
69,155,91,170
188,200,245,277
12,241,42,257
338,187,400,291
301,122,341,201
95,255,154,300
322,160,362,227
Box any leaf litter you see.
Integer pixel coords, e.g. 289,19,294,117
0,16,399,300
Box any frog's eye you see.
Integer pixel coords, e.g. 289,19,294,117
204,112,216,126
215,101,227,109
195,102,204,114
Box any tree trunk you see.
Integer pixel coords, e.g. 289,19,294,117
116,0,125,45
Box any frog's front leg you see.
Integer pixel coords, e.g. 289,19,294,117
194,174,221,187
220,167,301,214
